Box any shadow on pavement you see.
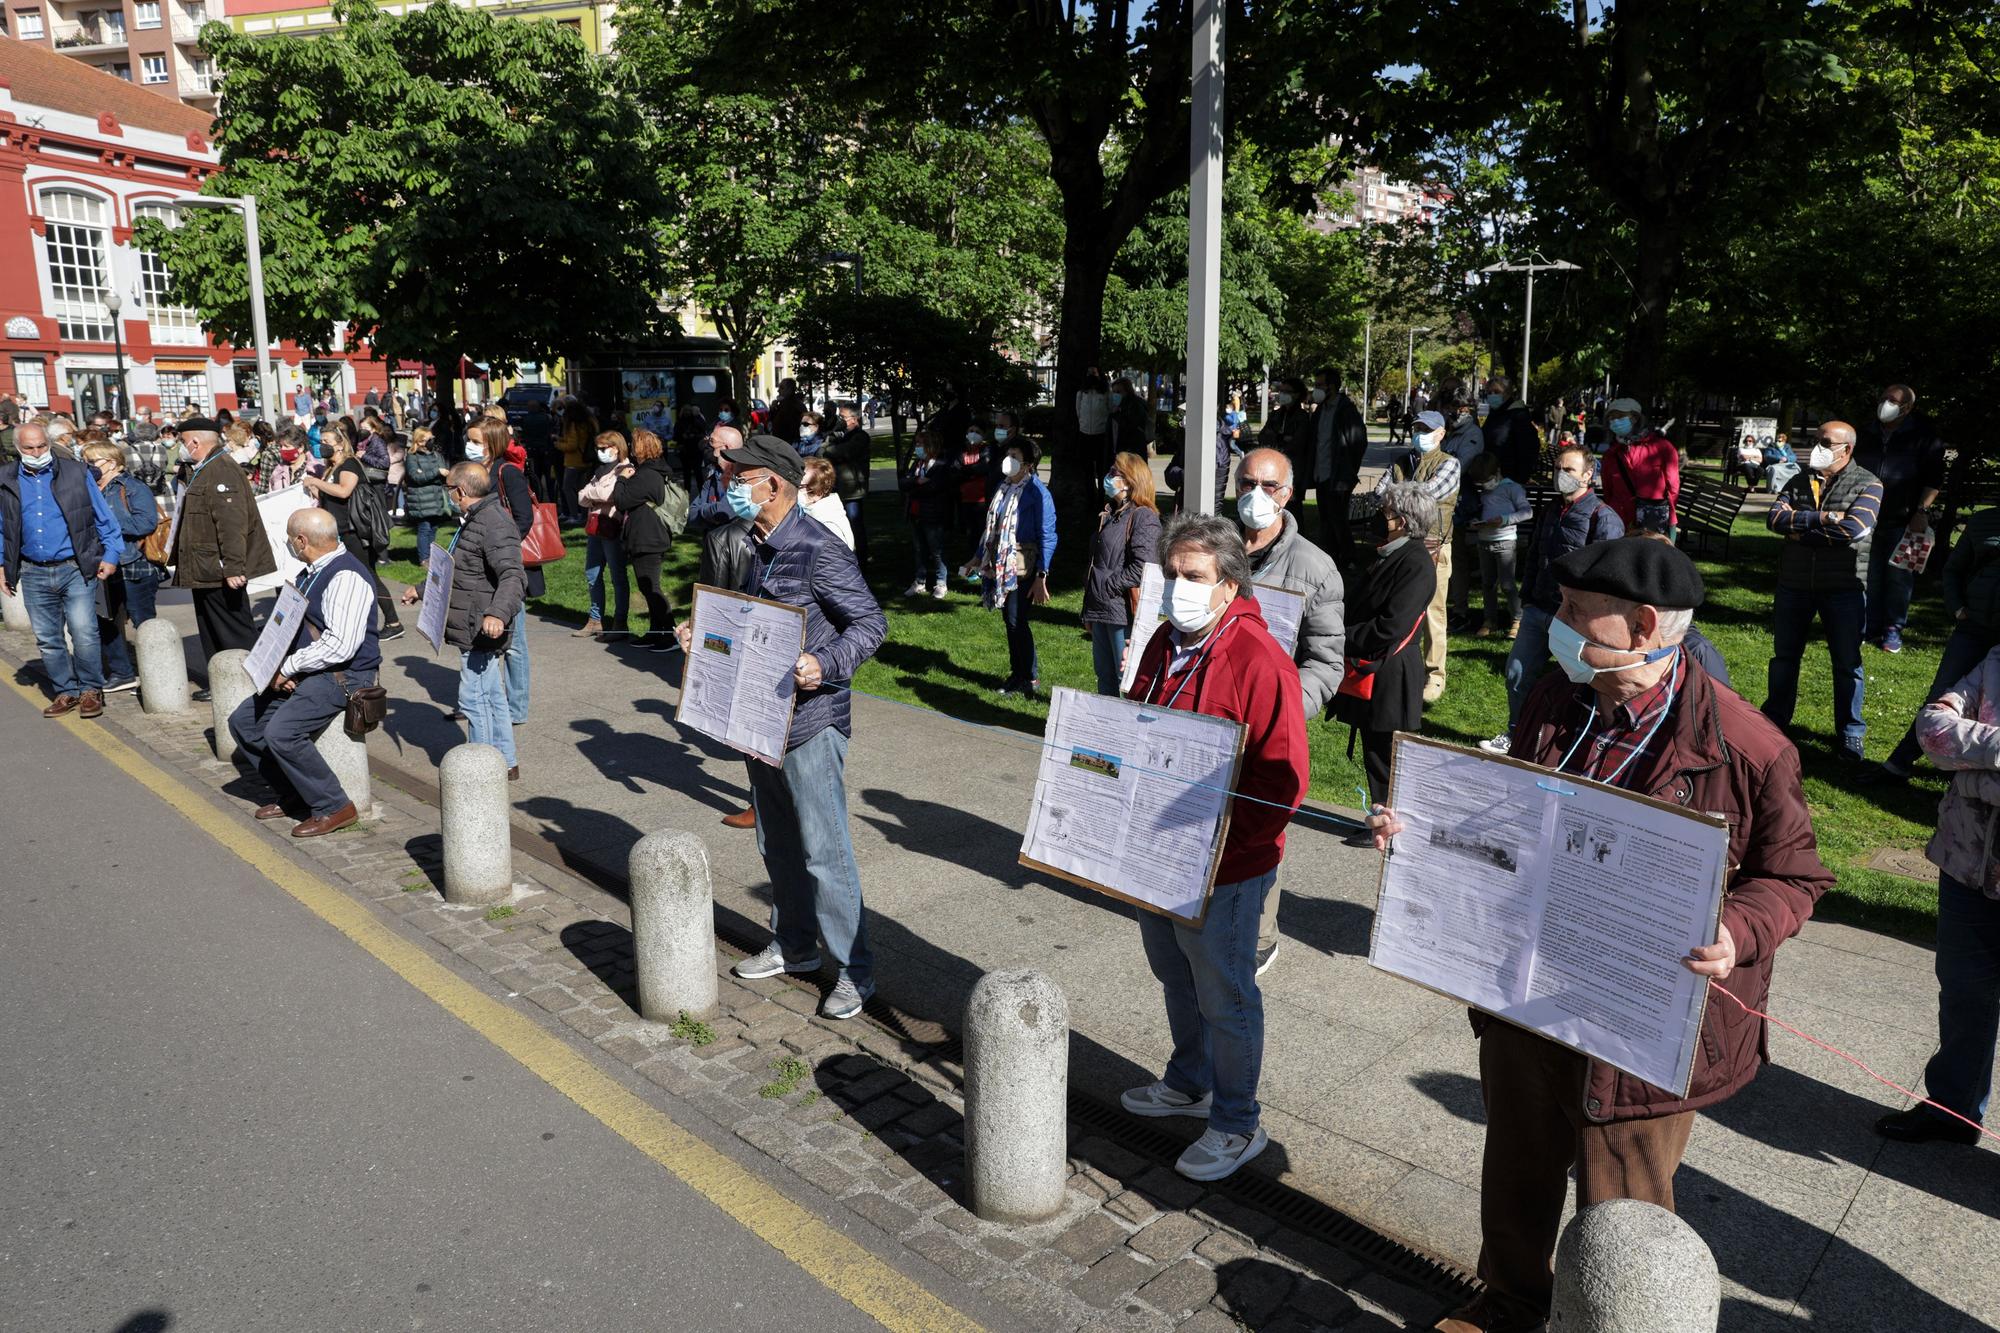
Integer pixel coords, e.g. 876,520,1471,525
1276,891,1375,959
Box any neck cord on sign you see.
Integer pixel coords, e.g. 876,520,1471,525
1553,650,1681,787
1150,615,1234,710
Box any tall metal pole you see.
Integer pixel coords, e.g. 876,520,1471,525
1361,315,1372,420
1182,0,1223,516
1521,267,1535,404
240,196,274,424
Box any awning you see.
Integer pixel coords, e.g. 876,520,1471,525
155,358,210,372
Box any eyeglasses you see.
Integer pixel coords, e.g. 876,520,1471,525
1239,478,1287,495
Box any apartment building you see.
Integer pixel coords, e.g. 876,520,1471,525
6,0,216,109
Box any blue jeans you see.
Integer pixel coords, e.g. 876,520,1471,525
1764,584,1867,751
1137,870,1277,1136
413,518,450,563
1502,604,1555,730
1090,621,1128,696
1888,623,1999,771
585,532,628,625
1002,585,1038,686
1866,529,1917,639
229,669,375,816
844,496,869,565
459,648,517,766
506,607,531,724
747,727,874,992
21,561,104,696
911,523,949,588
1918,872,2000,1124
100,558,159,680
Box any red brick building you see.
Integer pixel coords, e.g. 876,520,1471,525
0,37,387,419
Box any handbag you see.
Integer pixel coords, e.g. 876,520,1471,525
1337,616,1423,702
337,671,389,739
1609,445,1673,533
139,494,174,565
496,461,566,566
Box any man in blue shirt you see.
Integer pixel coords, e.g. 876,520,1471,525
0,422,124,718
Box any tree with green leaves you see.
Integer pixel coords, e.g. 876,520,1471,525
142,0,671,417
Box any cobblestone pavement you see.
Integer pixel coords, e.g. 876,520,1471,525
21,649,1462,1333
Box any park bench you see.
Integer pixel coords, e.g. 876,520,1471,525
1676,474,1749,557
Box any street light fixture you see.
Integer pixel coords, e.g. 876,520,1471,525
177,193,274,423
104,291,128,427
1480,256,1579,405
1405,325,1432,420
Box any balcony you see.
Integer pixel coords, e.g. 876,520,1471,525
170,9,210,43
178,68,217,99
52,18,126,51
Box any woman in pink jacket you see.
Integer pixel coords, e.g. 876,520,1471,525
1598,396,1681,535
1877,647,2000,1145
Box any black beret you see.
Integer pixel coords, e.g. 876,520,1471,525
720,433,804,486
178,415,221,434
1549,535,1704,609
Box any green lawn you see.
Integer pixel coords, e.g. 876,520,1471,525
384,486,1952,941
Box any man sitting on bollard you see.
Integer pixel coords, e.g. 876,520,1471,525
675,435,887,1019
0,421,124,719
1122,512,1309,1181
1367,538,1833,1333
229,509,379,838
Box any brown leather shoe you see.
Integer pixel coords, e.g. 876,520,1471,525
721,806,756,829
291,802,360,838
254,802,295,821
570,618,602,638
507,766,520,781
78,689,103,719
42,694,78,718
1433,1296,1545,1333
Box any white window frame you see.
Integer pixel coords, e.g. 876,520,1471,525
140,54,167,84
134,0,160,27
38,189,113,342
102,7,124,38
133,202,203,347
13,358,48,408
16,8,41,38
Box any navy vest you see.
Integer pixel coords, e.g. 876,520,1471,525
294,547,382,673
0,456,105,583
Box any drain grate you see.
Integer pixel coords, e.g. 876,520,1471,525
372,757,1481,1302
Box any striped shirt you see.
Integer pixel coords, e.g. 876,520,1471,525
1768,472,1881,547
279,551,374,678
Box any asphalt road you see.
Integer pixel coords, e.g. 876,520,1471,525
0,689,889,1333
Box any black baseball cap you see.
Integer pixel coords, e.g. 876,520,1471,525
720,433,804,486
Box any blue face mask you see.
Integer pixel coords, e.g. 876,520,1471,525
1549,615,1678,684
717,411,734,424
1102,474,1122,499
726,477,764,520
1608,416,1637,438
993,428,1010,443
913,447,927,461
1483,394,1503,410
1110,392,1124,408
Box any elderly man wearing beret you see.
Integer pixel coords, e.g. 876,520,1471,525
1369,537,1834,1333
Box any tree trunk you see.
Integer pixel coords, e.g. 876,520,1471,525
1619,209,1684,403
431,356,460,460
1049,228,1114,511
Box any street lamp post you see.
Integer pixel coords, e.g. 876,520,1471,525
1361,314,1372,420
1181,0,1224,516
104,292,128,427
179,194,274,423
1404,325,1432,420
1480,256,1579,405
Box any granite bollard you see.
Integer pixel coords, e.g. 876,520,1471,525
629,830,719,1022
314,719,372,820
1550,1199,1719,1332
964,968,1070,1224
135,617,189,714
207,649,253,764
440,742,511,905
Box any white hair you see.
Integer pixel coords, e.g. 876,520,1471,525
1655,606,1694,643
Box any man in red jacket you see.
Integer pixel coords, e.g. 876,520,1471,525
1122,512,1310,1181
1369,537,1832,1333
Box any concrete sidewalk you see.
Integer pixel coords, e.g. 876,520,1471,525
135,565,1998,1330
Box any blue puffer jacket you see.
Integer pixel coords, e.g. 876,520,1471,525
743,504,888,750
1525,488,1624,610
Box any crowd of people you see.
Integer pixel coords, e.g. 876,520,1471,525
0,365,1993,1333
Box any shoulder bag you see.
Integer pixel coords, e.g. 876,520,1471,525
139,492,175,565
496,462,566,566
300,617,388,737
1610,445,1673,533
1337,616,1423,702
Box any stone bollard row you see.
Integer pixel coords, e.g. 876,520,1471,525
630,829,719,1021
207,649,253,765
136,618,188,714
1550,1199,1719,1332
440,741,512,905
964,967,1070,1225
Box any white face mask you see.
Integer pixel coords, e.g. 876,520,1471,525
1808,444,1837,471
1417,430,1443,454
465,443,486,462
19,450,51,471
1163,577,1223,634
1000,455,1022,479
1309,387,1328,404
597,448,618,464
1878,399,1902,423
1237,487,1278,531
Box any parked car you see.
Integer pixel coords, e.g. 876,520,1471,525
500,382,558,427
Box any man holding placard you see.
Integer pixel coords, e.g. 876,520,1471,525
1234,446,1344,977
1367,538,1832,1333
675,435,887,1020
1122,513,1309,1181
228,509,378,837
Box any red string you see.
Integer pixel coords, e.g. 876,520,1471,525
1707,981,2000,1145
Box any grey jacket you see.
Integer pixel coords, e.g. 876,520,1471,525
441,493,525,651
1245,511,1346,716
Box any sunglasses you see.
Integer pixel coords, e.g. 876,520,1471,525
1238,478,1288,495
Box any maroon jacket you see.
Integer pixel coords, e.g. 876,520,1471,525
1496,655,1834,1121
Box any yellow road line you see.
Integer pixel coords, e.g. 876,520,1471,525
3,678,985,1333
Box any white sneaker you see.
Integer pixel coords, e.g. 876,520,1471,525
732,941,822,980
931,583,949,599
1120,1081,1212,1119
1175,1125,1270,1181
1478,732,1512,756
903,581,927,597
